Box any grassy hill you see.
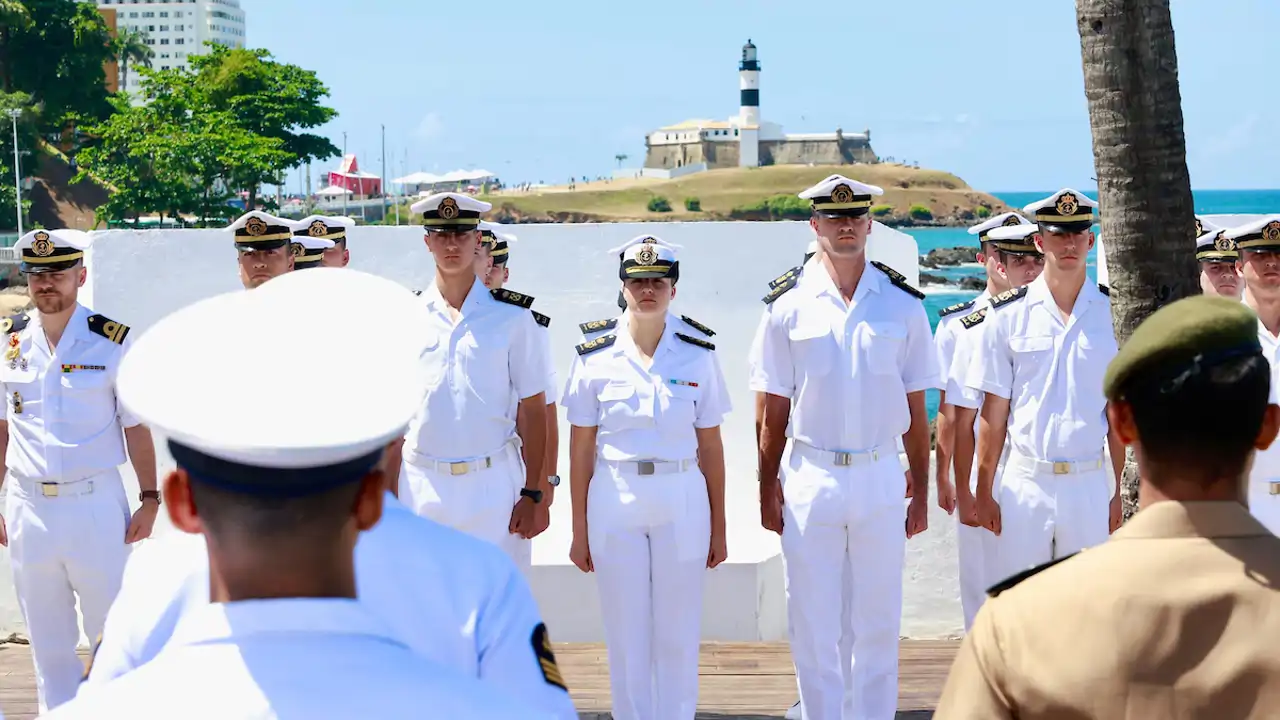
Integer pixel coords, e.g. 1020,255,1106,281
471,164,1008,226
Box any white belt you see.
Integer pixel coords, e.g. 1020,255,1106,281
15,474,99,498
604,458,698,476
793,440,895,468
408,445,510,477
1011,453,1106,476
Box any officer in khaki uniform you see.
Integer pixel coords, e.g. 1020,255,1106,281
936,295,1280,718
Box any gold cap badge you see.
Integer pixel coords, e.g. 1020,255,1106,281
1055,193,1079,217
438,197,459,220
31,231,54,257
1194,218,1204,237
1003,215,1022,227
290,242,305,258
1213,233,1236,252
636,245,658,266
830,184,855,204
245,217,267,236
308,220,327,237
1263,221,1280,244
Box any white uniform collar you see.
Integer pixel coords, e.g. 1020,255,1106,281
798,256,881,303
1024,274,1104,312
168,598,405,650
612,310,682,364
422,277,487,314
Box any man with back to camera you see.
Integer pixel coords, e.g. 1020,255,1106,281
226,211,295,288
936,295,1280,718
0,229,158,712
385,192,551,574
966,189,1123,583
46,268,560,719
1193,217,1242,299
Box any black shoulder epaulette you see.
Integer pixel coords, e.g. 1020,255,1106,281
986,552,1078,598
579,318,617,334
959,307,988,330
675,332,715,351
87,314,130,344
680,315,715,337
1098,283,1110,296
989,285,1029,309
491,288,534,309
0,313,30,335
413,290,423,296
871,261,925,300
575,334,616,356
938,299,975,318
531,310,550,328
762,275,798,304
768,266,802,290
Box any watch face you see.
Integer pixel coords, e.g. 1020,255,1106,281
548,475,561,486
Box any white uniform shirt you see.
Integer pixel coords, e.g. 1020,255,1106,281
561,313,730,460
1248,322,1280,478
944,293,994,411
83,492,576,719
749,261,938,452
54,599,551,719
404,282,550,460
0,304,138,481
935,291,991,398
965,277,1116,461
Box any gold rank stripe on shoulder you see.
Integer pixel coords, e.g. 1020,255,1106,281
986,552,1079,597
87,314,130,344
675,332,715,351
762,275,798,304
989,285,1029,309
579,317,618,334
575,333,616,356
959,307,988,330
680,315,715,337
938,299,975,318
491,288,534,309
768,265,802,290
871,261,925,300
531,310,551,328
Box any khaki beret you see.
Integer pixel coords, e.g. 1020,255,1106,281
1104,295,1262,399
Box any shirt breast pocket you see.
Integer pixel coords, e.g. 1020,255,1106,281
861,322,905,375
60,370,111,394
789,323,834,377
459,334,508,399
1010,336,1054,386
661,383,699,428
598,381,649,430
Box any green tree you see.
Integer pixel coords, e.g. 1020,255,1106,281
112,27,153,93
4,0,115,132
0,1,32,93
0,90,34,231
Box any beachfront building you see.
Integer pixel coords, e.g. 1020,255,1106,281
92,0,247,95
643,40,878,172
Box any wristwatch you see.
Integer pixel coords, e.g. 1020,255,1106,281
519,488,544,504
547,475,561,487
139,490,161,504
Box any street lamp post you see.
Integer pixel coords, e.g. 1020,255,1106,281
6,109,20,237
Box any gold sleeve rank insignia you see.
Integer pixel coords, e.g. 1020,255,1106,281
532,623,568,691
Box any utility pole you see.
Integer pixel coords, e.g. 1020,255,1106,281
7,109,21,237
380,125,387,224
342,131,348,216
305,162,313,214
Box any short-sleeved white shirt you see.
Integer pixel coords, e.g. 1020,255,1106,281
404,281,550,460
1248,321,1280,479
965,277,1116,461
935,291,991,398
561,312,730,461
0,304,138,481
748,261,938,452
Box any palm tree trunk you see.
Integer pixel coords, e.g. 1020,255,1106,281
1075,0,1198,519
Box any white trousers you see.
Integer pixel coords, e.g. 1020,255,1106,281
992,453,1110,582
399,444,531,574
1246,476,1280,536
956,460,1005,631
588,462,710,720
781,448,906,720
5,469,131,712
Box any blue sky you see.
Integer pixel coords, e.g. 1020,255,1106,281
244,0,1278,193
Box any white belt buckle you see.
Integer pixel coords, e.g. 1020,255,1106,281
40,483,58,498
833,452,853,467
449,461,470,476
1052,461,1071,475
637,461,656,476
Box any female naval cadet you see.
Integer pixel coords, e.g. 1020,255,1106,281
562,235,730,720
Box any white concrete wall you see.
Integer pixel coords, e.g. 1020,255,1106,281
0,221,963,642
613,164,709,181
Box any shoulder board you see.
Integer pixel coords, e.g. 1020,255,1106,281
989,285,1029,309
491,288,534,309
675,332,715,351
679,315,715,337
762,275,798,304
576,334,616,356
871,261,925,300
959,307,988,330
531,310,550,328
938,299,975,318
0,313,30,335
1098,283,1110,296
579,317,618,335
986,552,1078,598
413,289,423,296
87,314,130,344
768,265,803,290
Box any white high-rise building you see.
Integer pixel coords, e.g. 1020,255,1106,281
94,0,247,93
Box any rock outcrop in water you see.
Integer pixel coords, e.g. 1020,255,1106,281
920,246,976,269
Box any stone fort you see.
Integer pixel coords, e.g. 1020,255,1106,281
643,40,878,172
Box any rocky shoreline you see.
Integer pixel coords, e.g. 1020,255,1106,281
919,246,984,291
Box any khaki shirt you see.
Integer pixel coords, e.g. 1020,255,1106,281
935,501,1280,718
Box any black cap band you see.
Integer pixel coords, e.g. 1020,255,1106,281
169,440,383,499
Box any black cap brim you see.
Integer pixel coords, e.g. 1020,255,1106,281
236,240,290,252
1038,221,1094,234
815,209,869,219
22,259,82,274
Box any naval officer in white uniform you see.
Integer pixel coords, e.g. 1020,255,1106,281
44,268,556,719
286,216,339,270
292,214,355,269
1193,218,1242,299
966,189,1123,583
1,229,158,712
562,235,730,720
752,175,937,720
388,192,552,573
227,211,295,289
1227,215,1280,533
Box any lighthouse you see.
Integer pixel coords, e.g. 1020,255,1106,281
738,39,760,167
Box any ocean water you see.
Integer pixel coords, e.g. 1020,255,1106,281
915,188,1280,419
